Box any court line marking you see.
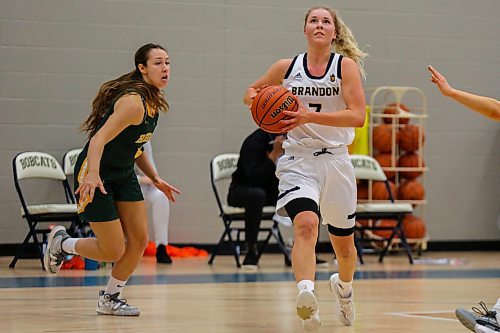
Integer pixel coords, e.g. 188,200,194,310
386,310,457,322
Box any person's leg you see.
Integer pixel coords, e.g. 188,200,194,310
148,187,170,246
328,229,357,326
147,187,172,263
113,200,149,280
91,200,149,316
292,211,319,282
228,185,266,267
284,198,321,331
329,232,357,289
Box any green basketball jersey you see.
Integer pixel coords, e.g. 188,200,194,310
77,95,159,181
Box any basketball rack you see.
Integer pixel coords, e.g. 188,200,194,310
363,86,429,255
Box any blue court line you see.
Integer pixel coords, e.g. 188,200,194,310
1,269,499,289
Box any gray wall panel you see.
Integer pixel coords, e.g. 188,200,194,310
1,0,499,245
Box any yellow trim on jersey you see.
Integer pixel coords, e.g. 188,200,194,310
134,148,144,159
76,158,91,214
145,101,157,117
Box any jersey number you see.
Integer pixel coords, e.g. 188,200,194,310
309,103,322,112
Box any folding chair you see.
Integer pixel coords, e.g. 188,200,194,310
208,153,291,267
350,154,415,264
11,151,79,269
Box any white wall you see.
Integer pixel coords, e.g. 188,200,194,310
1,0,499,244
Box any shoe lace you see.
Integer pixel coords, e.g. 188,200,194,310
49,237,67,266
106,293,130,310
472,301,498,320
339,296,353,316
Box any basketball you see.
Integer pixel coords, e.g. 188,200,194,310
374,153,396,180
357,180,369,200
398,179,425,201
398,152,425,179
399,124,425,152
373,219,398,239
356,219,371,228
402,214,426,239
383,103,410,125
373,124,399,153
250,86,298,133
372,180,397,200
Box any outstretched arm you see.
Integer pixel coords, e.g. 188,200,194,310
135,150,181,202
428,65,500,121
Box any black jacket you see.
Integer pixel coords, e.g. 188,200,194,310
230,129,279,201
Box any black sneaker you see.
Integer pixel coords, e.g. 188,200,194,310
156,244,173,264
316,256,329,267
242,248,258,270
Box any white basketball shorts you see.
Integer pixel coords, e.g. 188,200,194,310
275,145,357,229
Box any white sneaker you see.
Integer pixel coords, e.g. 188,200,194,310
43,226,70,273
329,273,355,326
475,323,499,333
96,290,140,316
296,289,321,331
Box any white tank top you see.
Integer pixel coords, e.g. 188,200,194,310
282,52,354,149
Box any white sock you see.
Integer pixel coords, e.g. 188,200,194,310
61,238,79,255
104,276,127,297
297,280,315,292
337,278,353,298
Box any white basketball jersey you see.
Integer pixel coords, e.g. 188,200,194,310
282,52,355,148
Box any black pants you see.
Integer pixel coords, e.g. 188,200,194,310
227,185,276,247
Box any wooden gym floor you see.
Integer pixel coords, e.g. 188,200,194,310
1,251,499,333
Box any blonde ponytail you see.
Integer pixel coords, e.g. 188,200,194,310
333,13,368,79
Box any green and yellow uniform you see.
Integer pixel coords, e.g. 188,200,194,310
75,95,159,222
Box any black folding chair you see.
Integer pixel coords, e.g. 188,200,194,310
350,154,415,264
11,151,79,269
208,153,291,267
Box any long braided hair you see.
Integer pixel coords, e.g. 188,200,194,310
81,43,170,137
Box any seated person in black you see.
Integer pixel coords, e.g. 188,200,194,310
228,129,285,268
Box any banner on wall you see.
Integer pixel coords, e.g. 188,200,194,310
348,105,370,155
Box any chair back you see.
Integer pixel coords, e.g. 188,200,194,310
13,152,70,215
350,154,387,181
14,152,66,181
211,153,239,182
62,148,83,176
210,153,239,215
62,148,83,203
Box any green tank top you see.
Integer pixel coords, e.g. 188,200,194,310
80,95,159,180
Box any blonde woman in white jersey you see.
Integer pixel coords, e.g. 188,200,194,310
244,6,367,331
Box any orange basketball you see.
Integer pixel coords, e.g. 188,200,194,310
398,179,425,200
356,219,371,228
383,103,410,125
250,86,298,133
373,124,399,153
357,181,369,200
399,124,425,152
372,181,397,200
374,153,396,180
372,219,398,239
402,214,426,239
398,152,425,179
